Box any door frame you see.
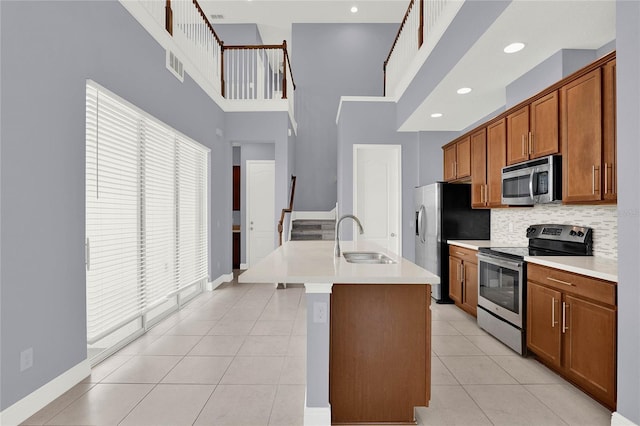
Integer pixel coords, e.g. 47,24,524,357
352,144,402,255
245,159,276,267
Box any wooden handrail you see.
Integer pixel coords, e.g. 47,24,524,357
383,0,423,96
278,175,297,246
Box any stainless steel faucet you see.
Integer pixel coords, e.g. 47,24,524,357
334,214,364,257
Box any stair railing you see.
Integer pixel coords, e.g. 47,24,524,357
383,0,454,98
278,175,297,246
137,0,296,104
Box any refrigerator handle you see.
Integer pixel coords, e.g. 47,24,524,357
418,205,426,243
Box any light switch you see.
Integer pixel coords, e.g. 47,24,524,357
313,302,327,324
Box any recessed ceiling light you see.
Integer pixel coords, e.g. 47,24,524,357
351,6,358,13
457,87,472,95
504,42,525,54
431,113,443,118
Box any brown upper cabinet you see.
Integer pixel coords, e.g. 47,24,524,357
507,91,559,165
471,121,506,208
602,59,617,201
443,136,471,182
470,129,487,208
561,68,604,203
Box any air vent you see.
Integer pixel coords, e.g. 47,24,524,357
166,50,184,82
210,14,224,20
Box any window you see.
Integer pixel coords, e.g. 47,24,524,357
85,81,209,361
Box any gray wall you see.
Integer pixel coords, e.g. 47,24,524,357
417,131,458,186
615,0,640,422
292,23,398,211
225,111,291,254
239,143,276,263
213,23,263,45
0,0,229,410
337,100,419,262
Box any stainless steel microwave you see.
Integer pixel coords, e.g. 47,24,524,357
501,155,562,205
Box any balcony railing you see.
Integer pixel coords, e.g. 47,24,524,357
134,0,295,108
384,0,459,98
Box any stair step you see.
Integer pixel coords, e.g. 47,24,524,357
291,219,335,230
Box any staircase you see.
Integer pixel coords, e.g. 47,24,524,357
290,219,335,241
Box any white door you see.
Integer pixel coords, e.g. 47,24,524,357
353,144,402,255
246,160,275,266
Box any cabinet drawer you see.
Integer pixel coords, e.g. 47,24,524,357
528,264,615,306
449,246,478,263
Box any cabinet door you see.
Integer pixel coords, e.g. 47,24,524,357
470,129,487,208
563,294,616,409
462,261,478,317
561,68,602,203
487,119,507,207
530,91,559,158
443,144,457,181
456,136,471,179
527,282,562,368
507,105,530,165
449,257,463,304
602,59,616,201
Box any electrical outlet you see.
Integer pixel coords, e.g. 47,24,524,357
313,302,327,324
20,348,33,372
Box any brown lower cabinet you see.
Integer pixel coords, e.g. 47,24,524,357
330,284,431,424
527,264,616,410
448,246,478,317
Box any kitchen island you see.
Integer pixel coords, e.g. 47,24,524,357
239,240,440,425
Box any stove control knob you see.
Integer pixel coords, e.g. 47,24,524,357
569,230,577,236
577,231,584,237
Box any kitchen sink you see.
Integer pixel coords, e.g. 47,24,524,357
343,251,396,264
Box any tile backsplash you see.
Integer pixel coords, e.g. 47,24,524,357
491,204,618,260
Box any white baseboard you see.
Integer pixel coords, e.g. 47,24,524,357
207,273,234,291
0,359,91,426
612,412,639,426
304,403,331,426
240,263,248,270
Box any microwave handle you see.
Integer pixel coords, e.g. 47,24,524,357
529,169,535,200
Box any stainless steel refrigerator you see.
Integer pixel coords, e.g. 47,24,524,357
414,183,490,303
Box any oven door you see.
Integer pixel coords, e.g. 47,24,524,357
477,253,524,327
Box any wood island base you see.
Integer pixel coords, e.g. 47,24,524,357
330,283,432,425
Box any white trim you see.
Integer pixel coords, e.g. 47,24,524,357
612,412,639,426
0,360,91,426
240,263,249,270
291,210,337,221
304,283,333,294
336,96,395,124
207,273,234,291
304,391,331,426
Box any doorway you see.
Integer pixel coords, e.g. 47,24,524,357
353,144,402,255
246,160,276,266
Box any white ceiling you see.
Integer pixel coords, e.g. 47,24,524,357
200,0,616,132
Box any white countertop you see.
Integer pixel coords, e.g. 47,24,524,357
238,240,440,285
525,256,618,282
447,240,617,282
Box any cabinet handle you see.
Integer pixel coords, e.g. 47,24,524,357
562,302,569,334
484,185,488,205
551,297,558,327
592,165,595,194
529,132,533,154
521,135,526,156
455,251,466,256
452,162,455,178
604,163,609,195
461,265,465,282
547,277,575,287
480,185,484,203
455,162,457,177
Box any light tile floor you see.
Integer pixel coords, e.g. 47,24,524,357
23,276,611,426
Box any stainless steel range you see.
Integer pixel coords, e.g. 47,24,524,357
476,224,593,355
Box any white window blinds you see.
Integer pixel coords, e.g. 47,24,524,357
86,81,209,344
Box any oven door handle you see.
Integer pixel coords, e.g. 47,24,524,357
477,253,523,271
